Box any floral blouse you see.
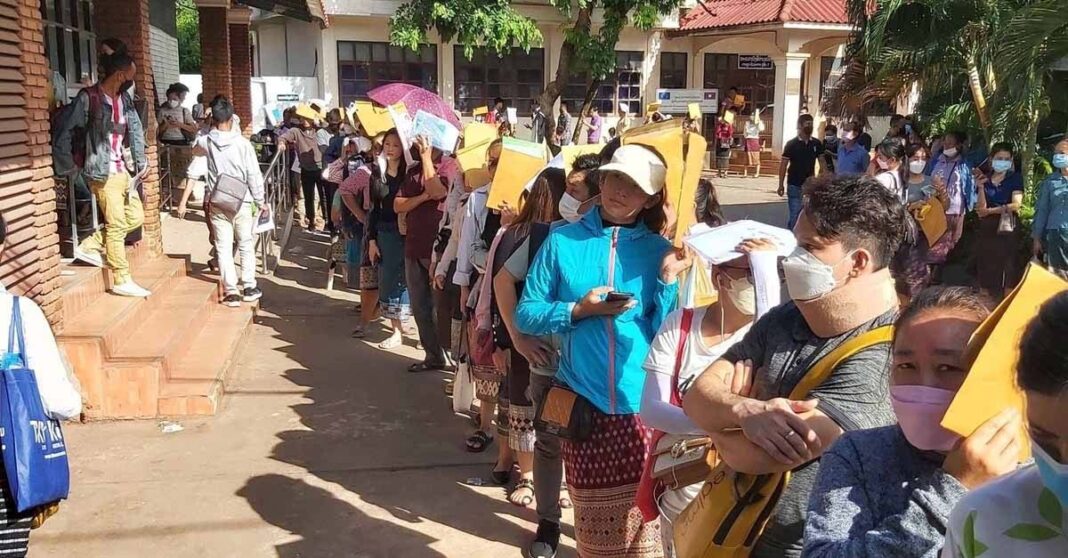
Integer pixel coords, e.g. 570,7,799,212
943,466,1068,558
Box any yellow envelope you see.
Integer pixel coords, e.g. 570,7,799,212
677,132,707,244
456,139,493,173
688,103,701,120
722,109,736,124
487,137,548,210
560,144,602,175
646,102,662,116
472,106,489,116
295,103,320,122
463,123,498,148
733,94,746,108
354,101,404,137
911,197,948,246
942,263,1068,461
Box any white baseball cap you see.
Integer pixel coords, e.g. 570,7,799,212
599,144,667,196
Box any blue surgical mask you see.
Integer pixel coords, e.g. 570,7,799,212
1032,441,1068,507
992,160,1012,173
1054,153,1068,170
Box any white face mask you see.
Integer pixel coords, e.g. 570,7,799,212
167,99,179,109
722,275,756,315
559,192,584,223
908,160,927,174
782,247,854,301
942,147,958,158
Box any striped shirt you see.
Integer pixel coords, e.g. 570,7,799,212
103,93,126,175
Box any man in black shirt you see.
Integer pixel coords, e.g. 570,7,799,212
778,114,822,229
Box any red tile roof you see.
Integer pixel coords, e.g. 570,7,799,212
679,0,850,32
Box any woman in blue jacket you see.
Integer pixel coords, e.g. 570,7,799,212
516,144,688,557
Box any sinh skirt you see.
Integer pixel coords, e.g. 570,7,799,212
562,412,663,558
375,223,410,321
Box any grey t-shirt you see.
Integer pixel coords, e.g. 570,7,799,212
719,301,897,558
504,235,560,376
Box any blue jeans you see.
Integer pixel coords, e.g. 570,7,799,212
787,183,803,230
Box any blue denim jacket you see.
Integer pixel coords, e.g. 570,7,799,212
1032,173,1068,239
52,86,147,183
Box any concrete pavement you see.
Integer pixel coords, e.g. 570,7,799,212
31,183,784,558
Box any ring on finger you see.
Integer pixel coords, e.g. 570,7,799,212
783,430,797,438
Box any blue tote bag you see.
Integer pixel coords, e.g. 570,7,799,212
0,298,70,512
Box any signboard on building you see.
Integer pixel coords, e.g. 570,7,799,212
276,93,300,102
656,89,719,115
738,55,773,70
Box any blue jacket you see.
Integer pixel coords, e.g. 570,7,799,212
516,209,677,415
1033,172,1068,239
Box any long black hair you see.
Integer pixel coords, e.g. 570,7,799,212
370,129,407,203
1018,292,1068,395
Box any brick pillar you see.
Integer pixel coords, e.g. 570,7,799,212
229,23,252,133
14,0,63,327
199,7,232,103
92,0,163,256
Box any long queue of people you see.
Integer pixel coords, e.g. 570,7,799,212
246,99,1068,558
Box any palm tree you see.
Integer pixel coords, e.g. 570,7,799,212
831,0,1068,194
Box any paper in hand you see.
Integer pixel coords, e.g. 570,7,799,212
683,220,796,265
412,110,460,153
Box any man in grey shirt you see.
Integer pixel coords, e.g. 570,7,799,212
683,174,908,558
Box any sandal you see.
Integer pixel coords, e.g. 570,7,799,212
408,361,453,373
510,478,535,507
351,324,366,338
559,494,573,509
466,430,493,453
490,467,511,486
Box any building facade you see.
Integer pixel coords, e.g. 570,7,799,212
251,0,853,151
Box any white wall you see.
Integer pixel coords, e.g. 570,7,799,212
253,18,320,77
150,25,181,105
179,74,320,131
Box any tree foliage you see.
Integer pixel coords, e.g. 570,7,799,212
389,0,685,143
833,0,1068,194
177,0,201,74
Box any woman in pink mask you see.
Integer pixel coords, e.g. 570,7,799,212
803,287,1021,557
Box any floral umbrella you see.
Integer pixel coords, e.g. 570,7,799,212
367,83,462,129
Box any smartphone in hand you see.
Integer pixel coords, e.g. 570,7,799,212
605,291,634,303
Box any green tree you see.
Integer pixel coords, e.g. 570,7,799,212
177,0,201,74
832,0,1068,195
389,0,685,144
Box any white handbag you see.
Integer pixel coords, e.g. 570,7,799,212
452,361,475,414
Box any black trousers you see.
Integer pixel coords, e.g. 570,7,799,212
299,169,326,228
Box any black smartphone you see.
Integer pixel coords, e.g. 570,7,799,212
605,291,634,302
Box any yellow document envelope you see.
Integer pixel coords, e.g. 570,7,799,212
942,263,1068,461
487,137,547,210
456,139,492,173
355,102,403,137
473,106,489,116
464,123,498,147
688,103,701,120
677,132,707,245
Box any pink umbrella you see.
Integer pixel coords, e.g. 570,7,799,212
367,83,462,129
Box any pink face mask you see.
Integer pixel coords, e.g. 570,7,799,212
890,385,961,452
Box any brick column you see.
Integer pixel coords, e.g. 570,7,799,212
92,0,164,256
14,0,63,326
229,22,252,133
198,7,232,104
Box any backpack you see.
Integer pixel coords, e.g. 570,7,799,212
50,85,102,171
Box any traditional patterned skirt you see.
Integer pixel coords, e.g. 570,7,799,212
562,413,664,558
508,350,536,453
0,472,31,557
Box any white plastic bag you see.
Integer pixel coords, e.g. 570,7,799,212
452,361,475,414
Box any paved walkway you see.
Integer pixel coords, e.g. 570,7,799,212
31,184,785,557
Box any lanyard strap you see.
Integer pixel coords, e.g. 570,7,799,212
669,308,694,407
7,297,23,358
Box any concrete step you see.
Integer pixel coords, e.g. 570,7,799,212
108,275,219,362
59,246,182,322
60,257,188,356
157,303,255,416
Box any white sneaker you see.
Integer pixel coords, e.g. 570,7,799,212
74,247,104,268
112,281,151,298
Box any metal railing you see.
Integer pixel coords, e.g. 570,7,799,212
256,148,295,275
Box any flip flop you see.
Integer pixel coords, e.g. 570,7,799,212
466,430,493,453
378,335,402,350
408,361,455,373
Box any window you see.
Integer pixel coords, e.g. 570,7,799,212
659,52,688,89
563,51,645,116
453,46,544,116
41,0,96,89
336,41,438,107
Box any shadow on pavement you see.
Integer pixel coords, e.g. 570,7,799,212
236,232,554,556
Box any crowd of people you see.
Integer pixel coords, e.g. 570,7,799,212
232,90,1068,558
39,39,1068,557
